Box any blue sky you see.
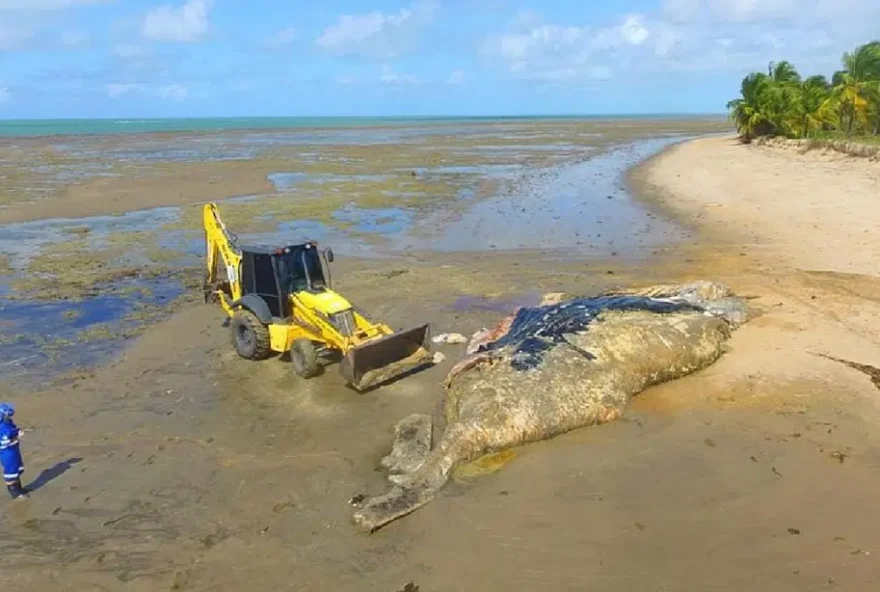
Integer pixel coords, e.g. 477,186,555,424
0,0,878,118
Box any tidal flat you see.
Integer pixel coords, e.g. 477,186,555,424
0,117,729,387
7,119,880,591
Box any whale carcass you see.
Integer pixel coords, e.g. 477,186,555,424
353,281,749,532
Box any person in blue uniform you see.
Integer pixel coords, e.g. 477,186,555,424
0,403,28,499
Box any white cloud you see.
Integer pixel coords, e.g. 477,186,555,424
61,30,89,47
447,70,465,84
142,0,210,43
335,65,419,86
316,0,438,59
663,0,798,23
480,15,642,84
662,0,880,24
378,64,418,85
482,1,880,84
158,83,187,100
662,0,703,22
265,26,297,49
586,66,613,80
619,15,649,45
0,86,9,103
0,0,107,11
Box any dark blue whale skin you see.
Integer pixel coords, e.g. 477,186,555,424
478,295,703,371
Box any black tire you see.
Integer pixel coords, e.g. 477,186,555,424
230,309,271,360
290,338,320,378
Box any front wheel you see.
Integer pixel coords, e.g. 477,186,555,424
230,310,271,360
290,338,320,378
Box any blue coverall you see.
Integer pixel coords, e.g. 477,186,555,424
0,418,26,498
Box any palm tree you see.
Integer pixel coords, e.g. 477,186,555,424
795,75,836,137
726,39,880,139
727,72,773,142
869,80,880,134
769,60,802,84
830,41,880,135
759,60,803,137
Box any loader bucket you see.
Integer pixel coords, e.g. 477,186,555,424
341,323,432,391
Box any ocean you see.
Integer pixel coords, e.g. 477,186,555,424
0,114,725,137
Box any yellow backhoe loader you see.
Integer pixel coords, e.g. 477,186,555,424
201,202,432,391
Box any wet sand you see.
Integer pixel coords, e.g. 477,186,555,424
1,120,728,388
5,125,880,590
0,118,728,225
8,251,880,592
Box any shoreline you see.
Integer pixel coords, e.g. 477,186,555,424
624,134,732,246
630,133,880,275
0,114,730,141
6,128,880,590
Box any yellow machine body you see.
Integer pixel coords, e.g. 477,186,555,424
201,202,432,391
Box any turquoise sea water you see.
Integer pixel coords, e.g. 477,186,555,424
0,114,725,137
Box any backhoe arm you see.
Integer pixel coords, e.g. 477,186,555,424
203,202,243,314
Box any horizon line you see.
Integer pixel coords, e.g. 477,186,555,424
0,112,729,123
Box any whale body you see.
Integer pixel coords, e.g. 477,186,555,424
353,281,749,532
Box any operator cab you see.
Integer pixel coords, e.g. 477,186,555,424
238,240,334,319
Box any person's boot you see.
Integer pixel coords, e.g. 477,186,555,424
7,479,28,499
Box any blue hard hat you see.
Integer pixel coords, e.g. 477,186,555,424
0,403,14,418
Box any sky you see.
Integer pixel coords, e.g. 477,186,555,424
0,0,878,119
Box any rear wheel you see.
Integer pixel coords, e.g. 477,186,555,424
231,309,271,360
290,338,320,378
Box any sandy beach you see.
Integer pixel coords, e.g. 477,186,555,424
636,134,880,275
631,134,880,401
4,127,880,590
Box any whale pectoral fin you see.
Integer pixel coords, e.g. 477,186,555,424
379,413,433,476
352,484,436,533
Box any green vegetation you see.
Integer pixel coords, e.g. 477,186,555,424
727,40,880,143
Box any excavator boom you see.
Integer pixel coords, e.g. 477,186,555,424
203,203,242,310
